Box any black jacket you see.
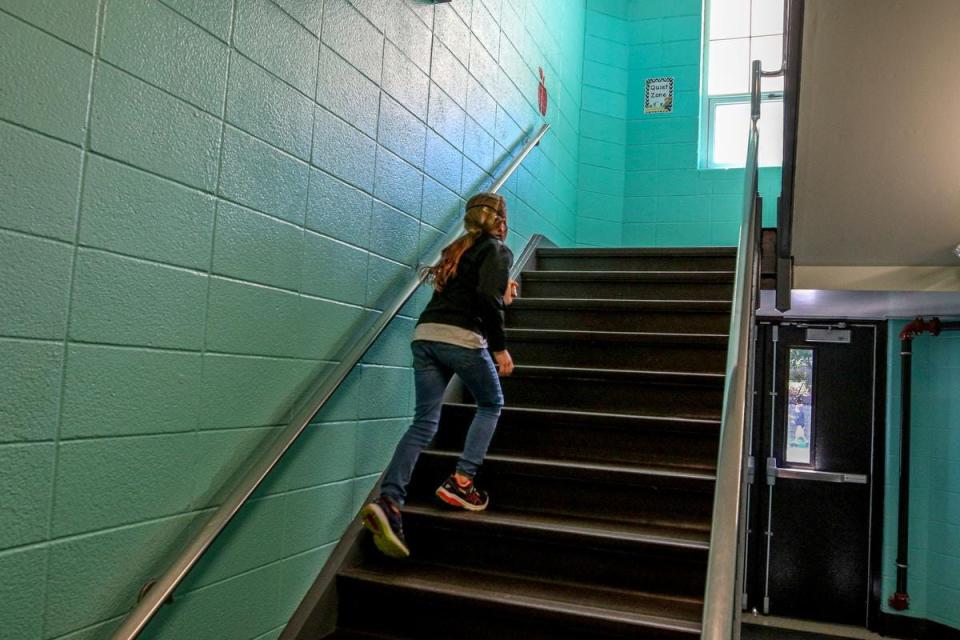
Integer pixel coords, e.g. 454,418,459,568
418,234,514,351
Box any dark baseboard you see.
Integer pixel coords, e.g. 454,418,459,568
877,612,960,639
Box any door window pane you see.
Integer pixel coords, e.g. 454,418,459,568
708,38,751,95
786,348,814,464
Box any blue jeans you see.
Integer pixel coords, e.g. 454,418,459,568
379,340,504,506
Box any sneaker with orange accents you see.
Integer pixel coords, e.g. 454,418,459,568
435,474,489,511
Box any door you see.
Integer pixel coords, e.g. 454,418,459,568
745,321,884,627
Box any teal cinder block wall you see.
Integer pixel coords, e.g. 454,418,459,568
882,321,960,630
0,0,585,638
576,0,782,247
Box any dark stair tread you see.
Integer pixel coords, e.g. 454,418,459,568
522,270,735,282
511,364,724,385
402,503,711,550
506,328,729,345
444,402,722,434
340,563,703,634
326,632,409,640
536,247,736,257
510,298,731,311
422,449,717,484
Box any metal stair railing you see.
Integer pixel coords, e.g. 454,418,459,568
700,57,783,640
112,122,551,640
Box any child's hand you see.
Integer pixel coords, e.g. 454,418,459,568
504,279,519,305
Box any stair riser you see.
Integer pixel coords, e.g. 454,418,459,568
537,255,735,272
408,456,715,531
401,518,708,598
338,578,700,640
432,414,719,469
497,376,723,419
507,308,731,333
520,279,733,301
508,339,728,373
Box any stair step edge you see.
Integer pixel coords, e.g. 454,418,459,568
340,567,703,634
402,505,711,551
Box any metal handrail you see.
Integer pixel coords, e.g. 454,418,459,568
700,60,772,640
112,123,551,640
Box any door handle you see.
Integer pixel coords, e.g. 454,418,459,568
766,458,868,485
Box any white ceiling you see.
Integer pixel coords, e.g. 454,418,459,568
792,0,960,271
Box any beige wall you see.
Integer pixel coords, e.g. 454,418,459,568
792,0,960,288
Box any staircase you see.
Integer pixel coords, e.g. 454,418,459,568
327,246,736,639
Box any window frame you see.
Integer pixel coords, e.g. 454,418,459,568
699,0,785,169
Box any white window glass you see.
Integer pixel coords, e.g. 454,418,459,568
708,38,750,95
751,0,784,36
710,99,783,167
751,35,785,92
710,0,750,39
702,0,785,168
712,102,750,166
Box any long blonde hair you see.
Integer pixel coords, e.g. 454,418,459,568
421,192,507,291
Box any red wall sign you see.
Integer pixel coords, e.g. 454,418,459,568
538,67,548,116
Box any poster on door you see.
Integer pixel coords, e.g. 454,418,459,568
644,77,674,114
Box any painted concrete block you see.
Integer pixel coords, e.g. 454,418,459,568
302,231,369,305
101,0,229,115
378,93,427,169
263,421,357,494
299,295,367,359
234,0,319,96
199,354,316,429
61,344,202,438
358,365,413,419
312,107,377,192
466,76,497,134
424,130,463,193
0,13,91,143
220,127,310,224
227,54,314,160
316,45,381,138
435,4,471,65
306,168,373,247
428,84,467,151
206,277,302,357
368,201,421,266
374,147,424,219
0,339,63,443
0,122,82,242
420,176,463,230
0,546,47,639
213,202,303,291
0,231,73,340
69,249,207,349
322,0,383,82
90,64,222,191
430,38,469,109
382,41,430,120
0,443,55,549
80,155,216,270
160,0,234,41
386,0,432,73
274,0,322,35
52,433,201,536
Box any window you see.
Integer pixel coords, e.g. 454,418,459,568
785,348,814,464
701,0,785,168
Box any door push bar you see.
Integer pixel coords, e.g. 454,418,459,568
766,457,868,485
